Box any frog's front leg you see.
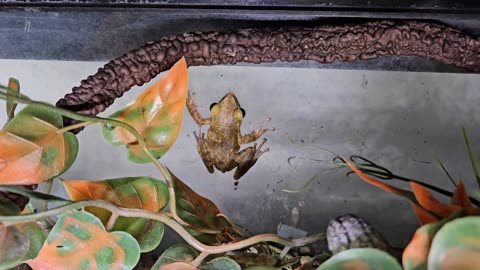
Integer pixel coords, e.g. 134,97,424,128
240,117,275,144
233,138,269,180
193,132,215,174
186,92,212,126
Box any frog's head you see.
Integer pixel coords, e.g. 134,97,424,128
210,93,245,122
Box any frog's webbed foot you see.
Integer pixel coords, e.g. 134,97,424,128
241,117,275,144
233,138,269,181
253,138,269,159
186,91,212,126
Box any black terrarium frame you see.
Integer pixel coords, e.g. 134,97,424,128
1,0,480,269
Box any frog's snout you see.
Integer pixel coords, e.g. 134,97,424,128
221,92,240,107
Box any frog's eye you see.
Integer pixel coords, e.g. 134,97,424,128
240,108,246,117
233,108,244,120
210,103,220,116
209,102,218,111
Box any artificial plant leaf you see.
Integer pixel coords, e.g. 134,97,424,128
316,248,403,270
0,197,47,269
0,197,26,269
158,262,198,270
203,257,241,270
411,203,439,225
463,128,480,188
151,244,199,269
0,225,29,269
0,185,71,204
428,216,480,270
18,221,48,261
0,195,21,216
410,182,480,219
111,217,164,253
402,210,463,270
0,105,78,184
451,180,472,208
347,161,480,224
410,182,461,218
171,170,238,244
245,267,280,270
244,267,280,270
228,253,277,268
6,78,19,123
345,160,416,201
27,210,140,270
102,57,189,163
63,176,168,252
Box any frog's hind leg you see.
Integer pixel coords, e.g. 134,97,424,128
233,138,270,182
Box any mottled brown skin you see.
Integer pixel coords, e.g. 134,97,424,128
186,93,273,182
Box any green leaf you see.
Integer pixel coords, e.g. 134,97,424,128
403,210,463,270
0,105,79,184
171,170,239,244
6,78,19,123
203,257,241,270
0,197,47,269
152,244,199,269
63,176,168,252
112,217,164,253
18,221,48,260
245,267,281,270
316,248,403,270
463,128,480,188
27,210,140,270
0,225,29,269
433,152,456,187
228,253,277,268
0,196,21,216
428,216,480,270
0,185,71,204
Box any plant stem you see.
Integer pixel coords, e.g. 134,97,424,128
463,127,480,188
40,179,54,212
191,251,209,267
0,90,190,228
57,121,93,133
0,200,325,254
106,212,119,231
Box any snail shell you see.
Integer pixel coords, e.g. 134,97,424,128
326,214,390,254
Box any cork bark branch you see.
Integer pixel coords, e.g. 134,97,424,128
56,20,480,132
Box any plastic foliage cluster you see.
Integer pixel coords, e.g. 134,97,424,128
1,57,479,269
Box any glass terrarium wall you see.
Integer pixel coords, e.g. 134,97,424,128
1,0,479,257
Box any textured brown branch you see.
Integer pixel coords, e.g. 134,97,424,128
56,20,480,132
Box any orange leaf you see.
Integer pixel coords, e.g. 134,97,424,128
103,57,189,163
402,224,435,270
63,177,169,223
451,180,472,208
345,160,415,199
410,182,460,218
0,105,78,185
27,211,139,270
411,202,439,225
0,131,42,184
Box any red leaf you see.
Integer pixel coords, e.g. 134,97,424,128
410,182,460,218
411,203,439,225
451,180,472,208
345,160,415,199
